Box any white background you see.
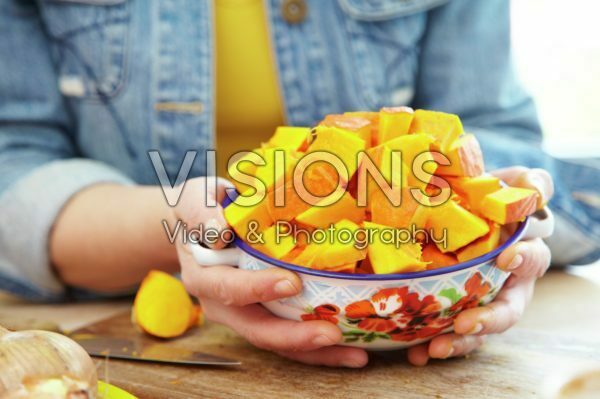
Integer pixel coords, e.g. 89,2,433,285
511,0,600,158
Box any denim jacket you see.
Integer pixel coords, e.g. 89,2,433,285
1,0,598,300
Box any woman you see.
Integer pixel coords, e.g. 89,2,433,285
0,0,596,367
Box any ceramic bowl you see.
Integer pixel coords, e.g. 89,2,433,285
191,206,553,351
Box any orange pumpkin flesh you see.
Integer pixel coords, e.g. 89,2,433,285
224,109,538,274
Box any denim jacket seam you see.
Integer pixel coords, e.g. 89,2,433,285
338,0,449,21
45,3,131,101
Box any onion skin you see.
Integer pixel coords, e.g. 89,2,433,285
0,326,97,398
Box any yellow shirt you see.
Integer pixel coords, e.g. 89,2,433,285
215,0,284,175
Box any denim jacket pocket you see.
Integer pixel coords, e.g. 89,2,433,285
338,0,449,21
39,0,130,99
337,0,447,110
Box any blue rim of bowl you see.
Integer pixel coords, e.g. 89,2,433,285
223,193,529,281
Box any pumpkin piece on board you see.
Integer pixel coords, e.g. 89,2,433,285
133,271,197,338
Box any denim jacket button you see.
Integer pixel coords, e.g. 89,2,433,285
281,0,307,24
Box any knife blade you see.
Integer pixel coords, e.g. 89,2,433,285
72,334,241,366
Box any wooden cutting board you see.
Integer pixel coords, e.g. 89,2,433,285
86,311,600,399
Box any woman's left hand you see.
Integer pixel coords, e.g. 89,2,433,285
407,166,554,366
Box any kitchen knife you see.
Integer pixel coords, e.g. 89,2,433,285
72,334,241,366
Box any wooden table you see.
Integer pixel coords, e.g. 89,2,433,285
1,265,600,399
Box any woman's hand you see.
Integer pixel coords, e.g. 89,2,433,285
171,177,368,368
407,167,554,366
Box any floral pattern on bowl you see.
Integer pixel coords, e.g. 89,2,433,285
189,210,555,350
238,249,507,350
300,272,494,345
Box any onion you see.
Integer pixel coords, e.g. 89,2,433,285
0,326,97,398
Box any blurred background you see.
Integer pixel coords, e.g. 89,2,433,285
512,0,600,284
511,0,600,158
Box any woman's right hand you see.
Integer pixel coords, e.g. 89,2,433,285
169,177,368,368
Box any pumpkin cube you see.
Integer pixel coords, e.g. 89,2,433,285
409,109,463,152
296,220,367,269
448,175,502,213
436,134,484,177
313,220,367,269
291,244,322,267
319,115,372,145
385,133,437,190
268,126,311,152
252,224,296,260
224,200,273,239
371,188,419,229
266,161,341,221
296,191,365,228
456,222,501,262
344,111,379,122
480,187,538,224
378,106,414,144
309,126,367,178
357,144,408,207
281,246,305,264
408,187,455,230
253,148,299,195
356,258,375,274
344,111,379,145
422,243,458,269
364,222,428,274
227,148,264,195
427,200,490,253
328,262,357,273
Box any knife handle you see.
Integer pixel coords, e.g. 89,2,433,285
189,244,242,267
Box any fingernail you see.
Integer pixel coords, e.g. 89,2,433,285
506,254,524,271
433,342,455,359
273,279,298,296
466,323,484,335
442,345,454,359
312,334,337,347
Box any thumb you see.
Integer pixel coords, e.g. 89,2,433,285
172,177,234,250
